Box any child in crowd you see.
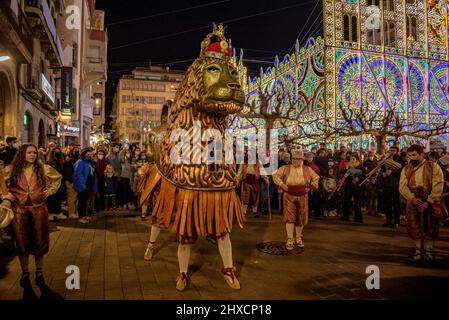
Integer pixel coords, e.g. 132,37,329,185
321,167,338,217
103,164,118,210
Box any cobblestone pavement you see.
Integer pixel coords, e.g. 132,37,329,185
0,211,448,300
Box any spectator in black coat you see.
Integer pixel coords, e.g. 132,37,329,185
103,164,118,210
63,148,80,218
0,137,19,166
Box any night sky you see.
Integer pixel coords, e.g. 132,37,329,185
95,0,323,127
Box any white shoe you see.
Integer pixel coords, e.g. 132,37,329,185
0,231,12,240
48,214,56,221
56,213,67,220
85,216,92,220
79,217,89,224
128,204,136,210
69,214,79,219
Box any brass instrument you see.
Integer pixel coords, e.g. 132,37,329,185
327,171,349,200
327,167,362,200
359,157,402,186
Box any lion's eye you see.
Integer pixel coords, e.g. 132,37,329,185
207,66,220,73
230,70,238,77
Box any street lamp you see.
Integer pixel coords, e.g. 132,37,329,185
0,55,11,62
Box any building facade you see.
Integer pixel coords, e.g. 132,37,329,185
0,0,106,148
240,0,449,149
113,67,184,144
1,0,63,147
58,0,107,147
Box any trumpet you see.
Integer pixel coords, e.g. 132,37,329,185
358,157,402,186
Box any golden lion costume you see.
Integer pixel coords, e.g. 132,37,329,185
142,23,245,291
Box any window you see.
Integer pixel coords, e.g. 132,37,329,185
384,21,396,46
72,43,78,68
344,15,350,41
368,0,380,5
93,93,102,115
344,15,359,43
155,97,166,104
88,46,101,63
383,0,395,11
73,88,77,114
406,0,416,4
126,108,135,116
40,59,45,74
368,29,380,45
406,14,417,41
351,16,358,43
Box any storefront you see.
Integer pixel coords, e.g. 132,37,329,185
60,122,80,146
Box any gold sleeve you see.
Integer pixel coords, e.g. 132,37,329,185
272,166,286,186
137,163,148,176
428,163,444,204
44,165,62,198
399,168,414,201
3,165,12,182
309,167,320,189
236,164,244,181
1,165,15,202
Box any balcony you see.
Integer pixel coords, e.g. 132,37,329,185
0,0,33,62
83,28,107,86
25,0,64,66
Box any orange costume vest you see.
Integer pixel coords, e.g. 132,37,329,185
8,173,46,208
281,165,311,196
242,163,261,192
242,163,260,180
404,161,433,195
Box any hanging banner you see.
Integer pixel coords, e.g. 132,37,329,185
61,67,73,115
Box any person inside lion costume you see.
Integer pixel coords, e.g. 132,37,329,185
140,23,246,291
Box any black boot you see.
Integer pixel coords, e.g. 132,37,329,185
20,273,39,302
35,272,46,287
35,273,64,301
20,272,31,288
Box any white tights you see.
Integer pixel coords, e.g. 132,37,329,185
177,233,234,274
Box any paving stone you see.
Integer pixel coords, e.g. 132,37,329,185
1,213,448,300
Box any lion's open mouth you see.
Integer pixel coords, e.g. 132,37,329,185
203,99,243,114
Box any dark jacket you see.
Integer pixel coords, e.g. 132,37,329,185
363,159,378,174
95,158,109,184
103,175,118,194
0,146,17,166
314,156,329,176
377,155,403,188
63,157,77,183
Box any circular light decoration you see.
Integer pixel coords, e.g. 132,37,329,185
337,54,363,106
312,50,325,75
408,61,425,109
430,63,449,115
312,85,325,112
297,58,307,86
362,57,404,108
